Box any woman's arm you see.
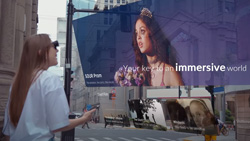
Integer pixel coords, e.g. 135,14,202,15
52,109,96,133
217,124,220,135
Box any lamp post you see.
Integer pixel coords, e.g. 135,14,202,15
64,0,74,105
61,1,76,140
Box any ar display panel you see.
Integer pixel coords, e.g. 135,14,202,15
128,99,167,131
73,0,250,87
162,99,218,134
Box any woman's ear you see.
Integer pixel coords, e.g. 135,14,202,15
38,49,48,60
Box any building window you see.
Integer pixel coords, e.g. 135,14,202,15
122,0,125,3
225,1,235,13
110,64,115,72
105,0,108,3
129,89,134,99
104,5,108,10
109,18,113,25
226,41,237,54
97,30,101,41
110,48,115,58
110,0,113,3
218,0,223,13
94,95,97,103
226,41,237,63
110,5,113,9
248,96,250,107
174,0,186,11
117,0,120,3
172,32,189,43
104,17,108,25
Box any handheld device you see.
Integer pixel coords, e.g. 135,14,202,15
87,104,100,111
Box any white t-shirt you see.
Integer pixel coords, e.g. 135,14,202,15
3,70,70,141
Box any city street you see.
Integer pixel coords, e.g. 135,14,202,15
1,0,250,141
55,123,236,141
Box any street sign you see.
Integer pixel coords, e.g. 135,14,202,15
214,87,224,95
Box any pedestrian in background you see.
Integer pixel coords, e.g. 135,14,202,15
233,119,235,131
202,111,220,141
82,108,90,129
2,34,96,141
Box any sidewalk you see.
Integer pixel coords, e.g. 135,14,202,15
182,133,236,141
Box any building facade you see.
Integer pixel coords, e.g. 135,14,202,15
0,0,38,138
224,1,250,140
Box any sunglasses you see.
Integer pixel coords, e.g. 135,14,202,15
52,41,59,50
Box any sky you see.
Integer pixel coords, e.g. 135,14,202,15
37,0,67,75
37,0,97,75
37,0,67,40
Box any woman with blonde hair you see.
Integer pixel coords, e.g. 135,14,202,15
2,34,95,141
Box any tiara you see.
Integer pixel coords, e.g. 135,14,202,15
140,8,152,18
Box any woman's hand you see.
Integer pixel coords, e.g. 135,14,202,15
53,109,96,133
80,109,96,124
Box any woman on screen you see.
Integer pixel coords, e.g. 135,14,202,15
189,99,219,141
132,8,183,86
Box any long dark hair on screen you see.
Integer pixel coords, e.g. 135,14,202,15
132,11,180,86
